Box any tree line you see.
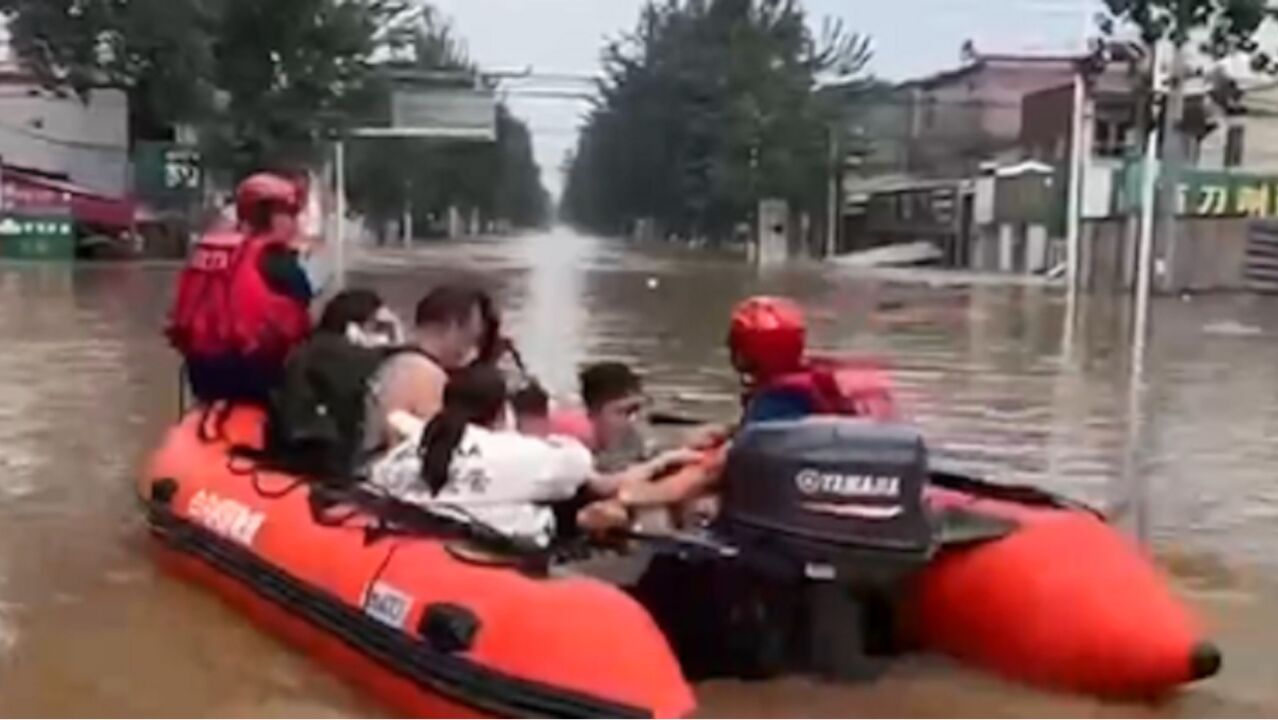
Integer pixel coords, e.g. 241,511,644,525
560,0,1278,244
0,0,549,230
561,0,871,244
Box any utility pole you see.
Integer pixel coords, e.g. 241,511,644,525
1065,0,1091,304
1157,1,1190,293
403,177,414,248
826,123,840,258
1135,40,1167,361
333,140,347,290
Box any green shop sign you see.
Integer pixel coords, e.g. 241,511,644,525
0,215,75,260
1116,162,1278,218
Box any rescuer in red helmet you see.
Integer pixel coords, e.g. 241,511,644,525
167,171,316,406
591,295,899,516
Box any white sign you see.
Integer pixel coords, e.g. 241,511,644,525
187,490,266,547
364,581,414,630
389,87,497,141
0,217,72,237
164,149,202,191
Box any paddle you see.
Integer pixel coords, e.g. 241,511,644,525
647,410,714,427
617,527,740,560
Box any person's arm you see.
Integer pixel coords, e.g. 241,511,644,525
614,445,728,507
404,358,446,420
587,448,702,498
258,245,314,304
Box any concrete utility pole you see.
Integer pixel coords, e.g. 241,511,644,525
1064,0,1091,305
1157,2,1190,293
826,123,840,258
1134,40,1168,361
333,140,346,291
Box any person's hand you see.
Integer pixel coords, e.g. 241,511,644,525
678,494,720,528
577,499,631,536
683,423,730,450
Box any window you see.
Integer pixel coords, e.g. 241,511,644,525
1093,119,1132,159
1225,125,1246,168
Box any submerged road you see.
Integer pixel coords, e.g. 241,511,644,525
0,229,1276,716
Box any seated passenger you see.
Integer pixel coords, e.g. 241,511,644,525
549,362,654,472
367,365,680,548
363,284,490,454
511,381,552,437
262,289,402,478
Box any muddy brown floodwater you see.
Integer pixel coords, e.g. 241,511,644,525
1,229,1277,717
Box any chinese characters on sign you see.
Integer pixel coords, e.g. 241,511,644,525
0,217,73,237
1121,164,1278,218
163,149,201,191
1175,181,1272,217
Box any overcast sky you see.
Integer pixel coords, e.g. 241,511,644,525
430,0,1104,197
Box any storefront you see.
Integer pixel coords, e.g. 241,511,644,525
0,165,138,260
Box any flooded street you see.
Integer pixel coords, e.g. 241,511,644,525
1,229,1277,716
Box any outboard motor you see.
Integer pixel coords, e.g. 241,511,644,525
713,417,936,681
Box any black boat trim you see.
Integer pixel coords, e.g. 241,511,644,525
929,468,1104,519
147,505,652,719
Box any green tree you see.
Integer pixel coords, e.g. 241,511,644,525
1,0,414,171
562,0,869,242
344,17,549,237
1102,0,1267,50
201,0,416,179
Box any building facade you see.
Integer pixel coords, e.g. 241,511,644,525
0,63,130,197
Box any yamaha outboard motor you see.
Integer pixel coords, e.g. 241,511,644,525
713,417,936,680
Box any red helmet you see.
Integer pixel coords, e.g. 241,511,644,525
728,296,806,380
235,172,302,221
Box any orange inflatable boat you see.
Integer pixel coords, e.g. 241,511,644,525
141,407,1219,717
141,407,695,718
700,417,1219,698
912,475,1220,697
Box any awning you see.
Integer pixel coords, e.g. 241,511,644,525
1,168,138,229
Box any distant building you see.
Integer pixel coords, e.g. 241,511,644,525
860,51,1079,180
0,62,130,196
842,49,1081,264
1199,80,1278,174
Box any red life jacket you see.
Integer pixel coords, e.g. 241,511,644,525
167,230,311,364
759,355,899,422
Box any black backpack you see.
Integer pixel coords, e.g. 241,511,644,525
261,336,401,482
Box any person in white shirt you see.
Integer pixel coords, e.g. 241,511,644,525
369,365,694,548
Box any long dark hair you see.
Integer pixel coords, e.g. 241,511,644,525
475,292,506,366
418,364,509,495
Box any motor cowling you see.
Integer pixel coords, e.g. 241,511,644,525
717,417,935,582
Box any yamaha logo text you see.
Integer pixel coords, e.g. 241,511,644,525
795,469,901,498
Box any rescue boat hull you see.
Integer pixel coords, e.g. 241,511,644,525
909,486,1220,697
141,408,695,719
